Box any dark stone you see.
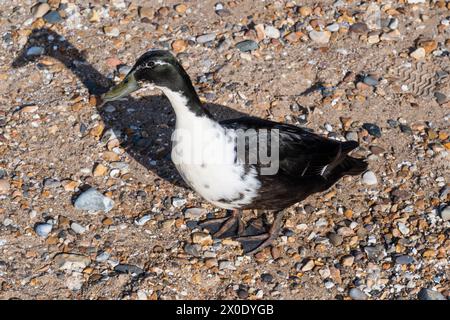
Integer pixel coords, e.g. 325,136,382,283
363,123,382,138
391,189,410,201
261,273,273,283
43,11,62,24
364,245,386,261
399,124,412,135
434,92,447,104
114,264,144,277
363,76,378,86
395,255,415,265
184,244,201,257
387,119,398,128
327,232,343,246
303,204,315,214
186,220,198,229
43,178,61,188
237,289,249,299
235,40,259,52
349,22,368,34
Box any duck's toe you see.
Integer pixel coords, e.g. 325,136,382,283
234,212,285,255
198,209,243,238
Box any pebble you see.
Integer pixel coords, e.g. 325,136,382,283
139,7,155,20
43,178,61,188
387,119,399,128
103,26,120,37
328,232,343,246
70,222,86,234
388,18,399,30
363,76,378,86
349,288,368,300
309,30,331,44
410,47,426,60
172,39,188,53
196,33,216,44
43,11,62,24
34,223,52,237
237,289,248,299
135,214,151,226
235,40,259,52
175,4,187,14
261,273,273,283
184,207,207,220
184,244,201,257
0,179,10,194
367,34,380,44
395,255,415,265
363,123,382,138
397,222,410,235
418,288,446,300
327,23,340,32
440,206,450,221
32,3,50,19
345,131,358,142
349,22,368,34
93,164,108,176
380,30,401,41
301,259,315,271
434,92,447,105
74,188,114,212
172,197,187,208
264,26,280,39
219,260,236,270
54,253,91,272
399,124,412,135
341,255,355,267
114,264,144,277
362,171,377,185
192,232,212,245
364,245,386,261
95,251,110,262
298,6,312,17
26,46,44,56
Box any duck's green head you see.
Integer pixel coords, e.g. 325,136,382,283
102,50,195,102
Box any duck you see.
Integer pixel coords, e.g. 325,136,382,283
102,50,368,254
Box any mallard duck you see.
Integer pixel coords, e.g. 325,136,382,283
103,50,367,254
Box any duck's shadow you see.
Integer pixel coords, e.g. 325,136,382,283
12,28,246,187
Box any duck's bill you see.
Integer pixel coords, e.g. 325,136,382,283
102,72,140,102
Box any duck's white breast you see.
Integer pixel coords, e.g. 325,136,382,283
171,116,260,209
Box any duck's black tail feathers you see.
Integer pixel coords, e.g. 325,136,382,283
336,156,368,176
322,140,367,178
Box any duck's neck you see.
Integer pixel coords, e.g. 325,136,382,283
159,80,212,123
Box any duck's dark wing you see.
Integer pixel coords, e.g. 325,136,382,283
220,116,367,179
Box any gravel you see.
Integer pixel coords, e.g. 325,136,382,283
1,0,448,301
196,33,216,44
235,40,259,52
349,288,368,300
34,223,52,237
362,171,378,185
74,188,114,212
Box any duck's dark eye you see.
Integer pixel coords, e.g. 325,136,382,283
147,61,155,68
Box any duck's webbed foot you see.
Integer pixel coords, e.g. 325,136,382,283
234,211,285,255
198,209,244,239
